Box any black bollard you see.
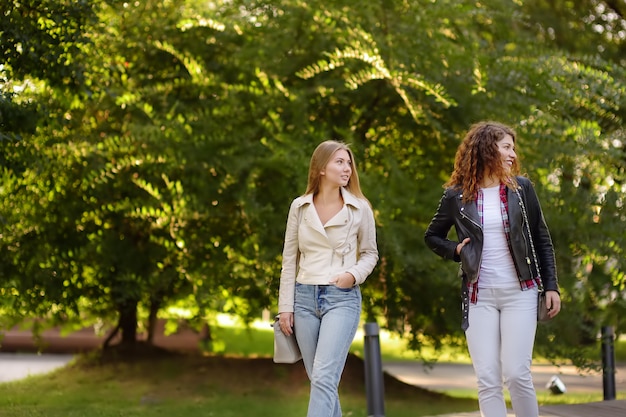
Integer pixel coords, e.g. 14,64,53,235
601,326,616,401
364,322,385,417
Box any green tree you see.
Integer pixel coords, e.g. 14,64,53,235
1,0,624,366
0,0,95,139
223,0,626,360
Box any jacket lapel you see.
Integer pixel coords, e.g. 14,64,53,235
507,184,522,230
324,207,350,228
302,204,327,237
299,187,357,239
457,193,480,225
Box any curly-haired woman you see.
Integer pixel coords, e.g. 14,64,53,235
424,121,561,417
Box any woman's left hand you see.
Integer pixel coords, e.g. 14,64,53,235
545,290,561,318
330,273,356,289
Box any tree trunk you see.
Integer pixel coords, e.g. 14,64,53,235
118,299,138,344
200,322,212,351
146,299,160,344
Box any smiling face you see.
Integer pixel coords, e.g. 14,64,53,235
497,134,517,174
321,149,352,187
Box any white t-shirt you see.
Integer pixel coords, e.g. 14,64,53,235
478,185,519,289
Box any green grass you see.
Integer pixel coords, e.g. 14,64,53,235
615,336,626,361
212,315,472,363
0,352,477,417
1,316,624,417
215,315,626,365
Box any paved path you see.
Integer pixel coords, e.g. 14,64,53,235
2,351,623,397
384,361,626,417
427,400,626,417
383,361,625,395
0,352,74,383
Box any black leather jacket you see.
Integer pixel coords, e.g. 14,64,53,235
424,176,559,293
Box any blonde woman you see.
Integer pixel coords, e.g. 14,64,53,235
278,140,378,417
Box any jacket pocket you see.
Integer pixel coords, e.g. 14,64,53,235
459,244,479,282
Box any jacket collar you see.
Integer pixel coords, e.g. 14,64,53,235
455,183,520,223
297,187,358,237
296,187,360,209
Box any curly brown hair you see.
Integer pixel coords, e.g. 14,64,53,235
446,121,520,201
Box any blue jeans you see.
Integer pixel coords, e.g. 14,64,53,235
294,283,362,417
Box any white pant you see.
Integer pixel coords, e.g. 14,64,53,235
465,286,539,417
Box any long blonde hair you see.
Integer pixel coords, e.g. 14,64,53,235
304,140,366,199
446,121,520,201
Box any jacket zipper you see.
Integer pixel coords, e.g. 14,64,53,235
517,199,534,279
460,208,482,230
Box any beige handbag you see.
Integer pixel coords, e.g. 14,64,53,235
272,315,302,363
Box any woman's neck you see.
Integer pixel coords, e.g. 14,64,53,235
314,185,342,206
481,176,499,188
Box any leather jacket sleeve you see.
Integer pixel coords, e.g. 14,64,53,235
424,189,463,263
424,188,483,282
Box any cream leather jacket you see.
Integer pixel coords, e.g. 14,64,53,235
278,188,379,313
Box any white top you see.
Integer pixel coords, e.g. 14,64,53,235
478,185,518,289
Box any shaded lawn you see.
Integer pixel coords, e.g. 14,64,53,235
0,347,477,417
2,318,624,416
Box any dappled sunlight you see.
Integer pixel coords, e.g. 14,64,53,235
216,313,471,363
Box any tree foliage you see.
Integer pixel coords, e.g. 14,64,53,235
1,0,624,364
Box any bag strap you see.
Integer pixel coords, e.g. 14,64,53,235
515,188,544,292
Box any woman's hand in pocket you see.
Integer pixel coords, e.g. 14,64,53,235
330,272,356,289
456,237,470,255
